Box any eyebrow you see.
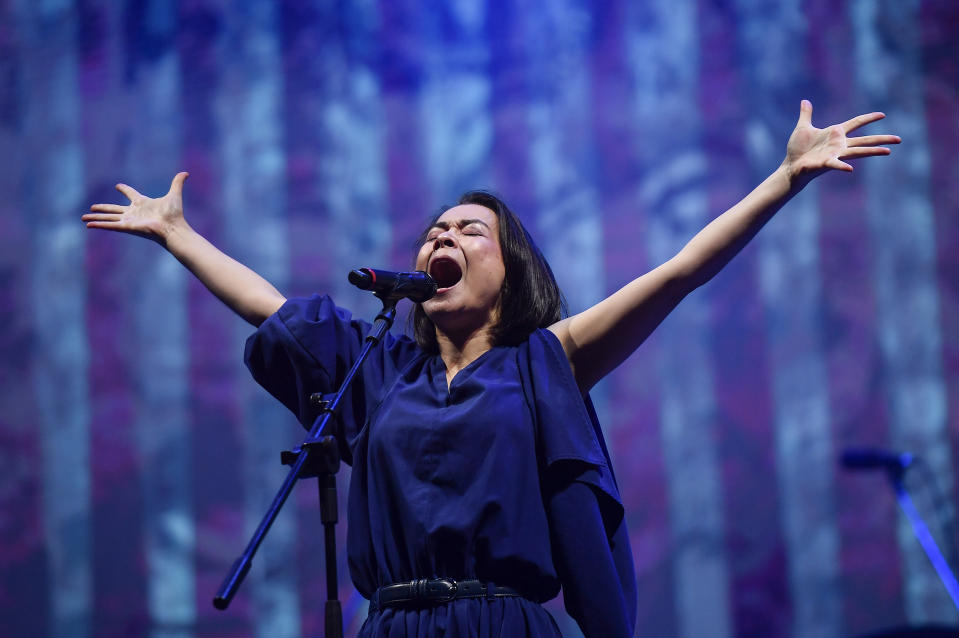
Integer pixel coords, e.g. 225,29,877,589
428,218,491,232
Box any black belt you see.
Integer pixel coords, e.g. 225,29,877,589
370,578,522,611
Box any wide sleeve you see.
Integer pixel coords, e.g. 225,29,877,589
547,478,637,637
243,294,421,463
522,329,626,526
520,329,637,636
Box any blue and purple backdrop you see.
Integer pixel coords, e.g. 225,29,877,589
2,1,959,637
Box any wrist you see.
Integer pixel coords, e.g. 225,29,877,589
160,218,196,253
776,160,808,195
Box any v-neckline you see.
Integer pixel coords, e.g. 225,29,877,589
439,348,495,394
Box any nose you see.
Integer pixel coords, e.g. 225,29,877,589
433,231,457,250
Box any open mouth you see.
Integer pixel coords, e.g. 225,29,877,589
429,257,463,290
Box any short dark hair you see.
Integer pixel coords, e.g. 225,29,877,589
411,191,567,353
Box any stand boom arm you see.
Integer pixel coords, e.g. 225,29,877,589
213,299,398,616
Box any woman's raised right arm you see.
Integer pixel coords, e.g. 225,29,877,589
83,172,286,326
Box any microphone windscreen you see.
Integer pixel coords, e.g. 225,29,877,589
348,269,373,289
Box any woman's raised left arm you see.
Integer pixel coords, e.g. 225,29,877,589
548,100,900,392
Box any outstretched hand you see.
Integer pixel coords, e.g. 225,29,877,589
83,172,190,245
782,100,900,186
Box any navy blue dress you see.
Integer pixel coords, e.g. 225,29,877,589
244,296,636,637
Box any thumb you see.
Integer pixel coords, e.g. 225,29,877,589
169,171,189,197
797,99,813,126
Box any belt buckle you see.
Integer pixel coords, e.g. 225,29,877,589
426,578,457,603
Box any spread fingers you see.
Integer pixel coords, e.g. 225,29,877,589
115,183,142,200
840,112,885,134
82,212,123,222
89,203,126,214
847,134,901,147
840,146,892,159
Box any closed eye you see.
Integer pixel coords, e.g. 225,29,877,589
423,218,491,241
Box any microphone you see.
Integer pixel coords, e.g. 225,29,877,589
840,447,914,473
348,268,437,302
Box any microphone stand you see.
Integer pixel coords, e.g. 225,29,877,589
886,465,959,612
214,294,400,638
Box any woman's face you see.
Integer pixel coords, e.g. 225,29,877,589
415,204,506,336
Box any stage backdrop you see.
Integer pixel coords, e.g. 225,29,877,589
2,1,959,637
